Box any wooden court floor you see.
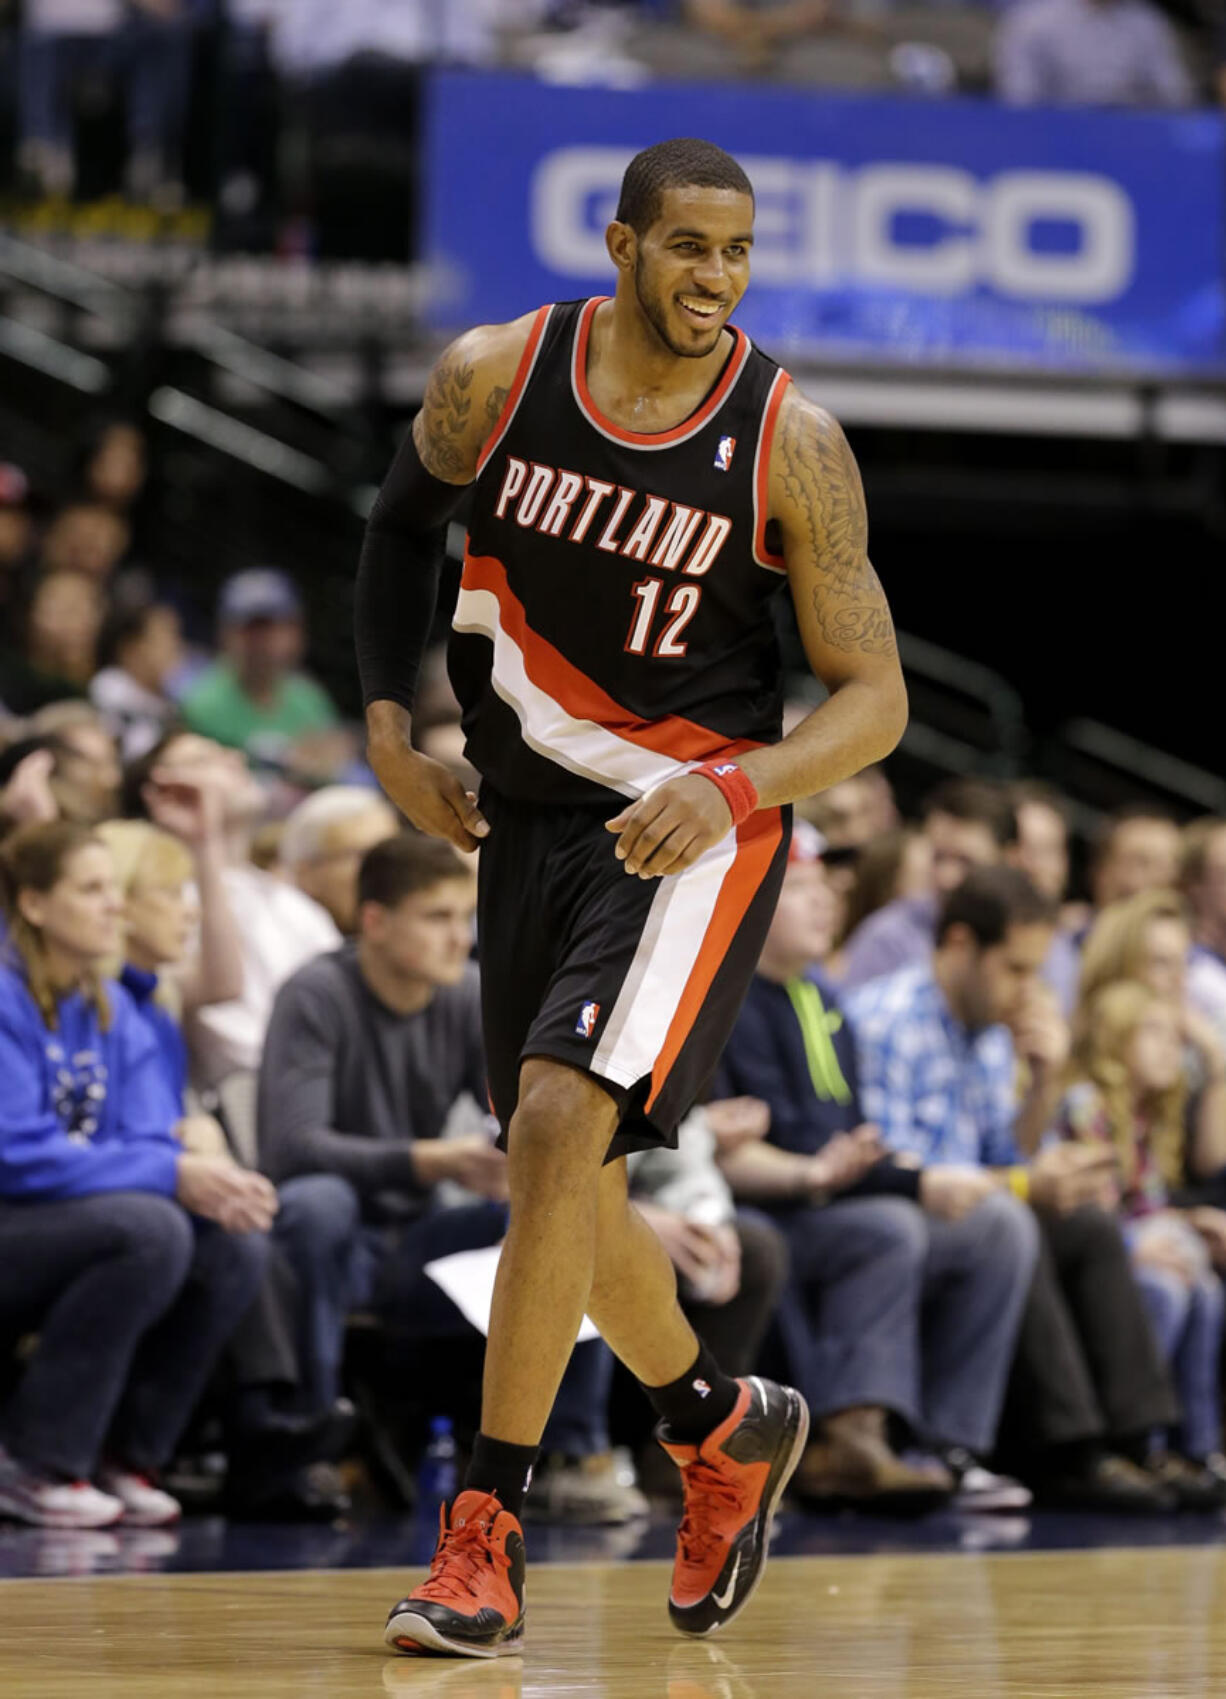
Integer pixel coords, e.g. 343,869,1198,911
2,1547,1226,1698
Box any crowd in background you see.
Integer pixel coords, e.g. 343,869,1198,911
0,0,1222,244
5,448,1226,1537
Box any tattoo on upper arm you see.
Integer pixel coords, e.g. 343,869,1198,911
484,384,510,438
413,347,476,480
779,400,897,657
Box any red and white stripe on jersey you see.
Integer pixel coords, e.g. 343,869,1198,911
453,550,758,799
752,368,791,575
475,304,554,476
593,808,784,1100
570,297,753,452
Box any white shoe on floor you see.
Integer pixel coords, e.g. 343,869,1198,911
944,1449,1032,1513
0,1445,123,1528
96,1468,182,1527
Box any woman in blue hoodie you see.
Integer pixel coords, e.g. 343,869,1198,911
0,820,276,1529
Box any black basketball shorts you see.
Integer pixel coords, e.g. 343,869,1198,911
476,785,791,1161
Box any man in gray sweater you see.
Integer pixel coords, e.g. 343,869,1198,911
258,832,643,1523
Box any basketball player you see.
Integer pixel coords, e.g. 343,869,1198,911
355,138,907,1659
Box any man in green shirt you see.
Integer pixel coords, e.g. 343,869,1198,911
183,569,348,778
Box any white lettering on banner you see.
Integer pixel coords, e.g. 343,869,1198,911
530,150,1137,305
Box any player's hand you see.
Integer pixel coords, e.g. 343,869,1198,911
606,775,734,879
366,707,488,852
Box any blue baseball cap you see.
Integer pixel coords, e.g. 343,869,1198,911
219,568,302,625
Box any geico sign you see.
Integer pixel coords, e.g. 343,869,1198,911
532,148,1136,305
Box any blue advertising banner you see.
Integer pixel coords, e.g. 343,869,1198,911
423,72,1226,375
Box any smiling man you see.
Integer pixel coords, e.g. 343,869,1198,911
356,137,908,1659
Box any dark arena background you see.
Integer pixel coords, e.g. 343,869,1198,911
2,5,1226,1696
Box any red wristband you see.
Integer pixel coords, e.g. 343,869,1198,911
692,760,759,826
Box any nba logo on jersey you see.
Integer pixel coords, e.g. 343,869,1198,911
575,1000,600,1038
714,435,736,471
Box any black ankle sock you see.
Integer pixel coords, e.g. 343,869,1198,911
643,1342,740,1443
464,1433,539,1522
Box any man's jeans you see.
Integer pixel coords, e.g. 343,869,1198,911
773,1191,1038,1453
275,1174,612,1456
0,1191,267,1478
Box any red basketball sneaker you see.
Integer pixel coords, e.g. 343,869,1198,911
384,1490,526,1659
658,1376,809,1638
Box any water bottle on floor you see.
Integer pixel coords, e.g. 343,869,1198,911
418,1416,458,1511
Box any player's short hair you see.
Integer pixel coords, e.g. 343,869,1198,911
615,138,754,236
357,832,472,911
936,865,1057,948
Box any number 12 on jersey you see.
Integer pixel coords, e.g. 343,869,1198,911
625,578,703,659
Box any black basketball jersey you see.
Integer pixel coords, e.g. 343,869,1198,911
449,296,792,807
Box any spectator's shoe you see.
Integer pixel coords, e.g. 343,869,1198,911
226,1459,351,1524
1036,1452,1176,1514
941,1448,1033,1513
0,1446,123,1529
1147,1453,1226,1512
792,1407,954,1516
96,1468,182,1528
657,1376,809,1638
524,1450,649,1526
384,1491,526,1659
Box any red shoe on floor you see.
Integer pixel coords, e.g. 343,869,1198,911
384,1490,526,1659
658,1376,809,1638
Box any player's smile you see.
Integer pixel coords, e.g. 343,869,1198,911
676,293,727,331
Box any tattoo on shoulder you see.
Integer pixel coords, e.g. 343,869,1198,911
414,347,477,480
483,384,510,438
779,398,897,658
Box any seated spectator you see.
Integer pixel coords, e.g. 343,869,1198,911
90,598,185,761
684,0,837,66
835,825,932,969
994,0,1193,108
715,829,1037,1511
1180,819,1226,1042
279,785,398,935
1009,781,1080,1015
181,569,350,783
259,833,644,1524
78,419,149,521
18,0,192,203
0,569,104,716
1090,805,1182,913
1010,782,1072,912
1078,889,1226,1182
847,867,1181,1510
839,777,1017,991
95,807,351,1519
39,502,131,583
0,463,35,616
122,729,341,1084
1057,981,1226,1505
27,702,122,824
0,820,274,1528
622,1104,790,1498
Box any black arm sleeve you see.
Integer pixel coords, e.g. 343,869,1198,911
354,428,470,712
